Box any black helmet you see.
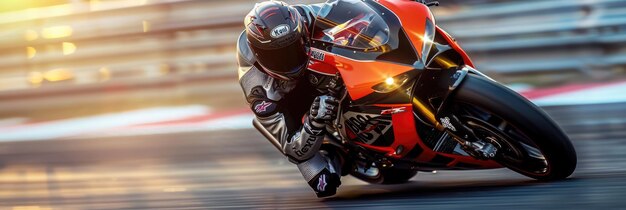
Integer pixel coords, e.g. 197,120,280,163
245,1,310,80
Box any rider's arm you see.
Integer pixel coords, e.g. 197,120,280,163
239,70,326,163
237,32,325,163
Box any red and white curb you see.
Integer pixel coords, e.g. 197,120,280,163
0,80,624,142
520,81,626,106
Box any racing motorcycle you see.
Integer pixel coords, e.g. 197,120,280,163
256,0,577,184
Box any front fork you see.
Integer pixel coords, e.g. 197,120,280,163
412,65,497,160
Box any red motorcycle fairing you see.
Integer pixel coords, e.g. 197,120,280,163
309,53,499,169
340,103,500,169
307,0,500,169
376,0,474,68
435,26,475,68
375,0,434,59
312,50,414,101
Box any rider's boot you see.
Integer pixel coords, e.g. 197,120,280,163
297,151,342,198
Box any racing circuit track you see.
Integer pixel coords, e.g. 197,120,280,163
1,102,626,209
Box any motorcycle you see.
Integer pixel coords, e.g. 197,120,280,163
255,0,577,184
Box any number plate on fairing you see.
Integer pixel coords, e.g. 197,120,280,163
342,111,393,145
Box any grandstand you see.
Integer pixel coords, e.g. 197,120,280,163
0,0,623,91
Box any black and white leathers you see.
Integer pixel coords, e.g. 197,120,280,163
237,4,339,184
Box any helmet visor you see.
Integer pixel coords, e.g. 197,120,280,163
252,38,309,79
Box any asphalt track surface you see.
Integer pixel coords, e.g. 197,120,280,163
1,102,626,209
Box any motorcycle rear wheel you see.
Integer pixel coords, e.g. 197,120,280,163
450,74,577,180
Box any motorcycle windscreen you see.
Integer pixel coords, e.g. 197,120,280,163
313,0,390,50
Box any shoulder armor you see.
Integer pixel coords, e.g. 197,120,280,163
239,67,297,103
237,30,256,67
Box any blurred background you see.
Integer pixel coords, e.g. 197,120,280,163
2,0,626,120
1,0,626,209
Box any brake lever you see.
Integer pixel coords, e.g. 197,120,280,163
326,73,343,97
328,73,347,143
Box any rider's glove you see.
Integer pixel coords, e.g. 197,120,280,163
307,95,339,131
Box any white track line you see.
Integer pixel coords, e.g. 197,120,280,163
74,113,254,139
0,105,211,142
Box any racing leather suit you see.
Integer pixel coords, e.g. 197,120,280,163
236,4,342,197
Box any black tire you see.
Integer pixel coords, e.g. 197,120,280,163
451,74,577,180
351,167,418,184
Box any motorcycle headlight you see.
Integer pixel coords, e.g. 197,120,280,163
371,73,410,93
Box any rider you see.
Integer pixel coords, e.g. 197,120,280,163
236,1,343,197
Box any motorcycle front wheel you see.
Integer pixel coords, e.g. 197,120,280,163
450,74,577,180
